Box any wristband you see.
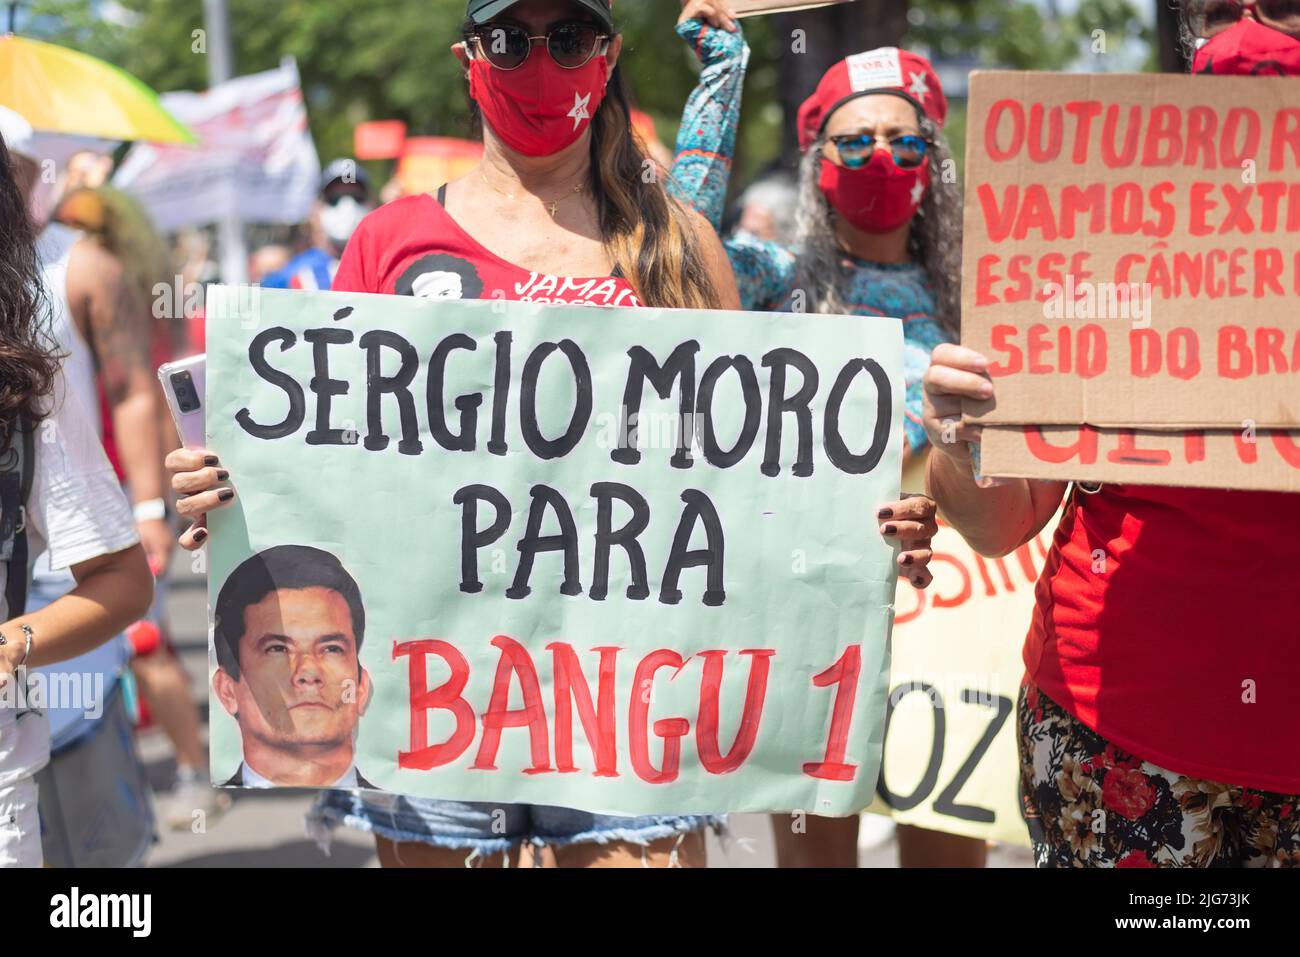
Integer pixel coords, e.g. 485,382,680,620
17,624,32,668
133,497,168,523
0,624,33,668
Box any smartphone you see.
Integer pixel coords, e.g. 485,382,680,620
158,354,206,450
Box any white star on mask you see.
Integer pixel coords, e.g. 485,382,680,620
911,180,926,206
908,70,930,103
567,91,593,131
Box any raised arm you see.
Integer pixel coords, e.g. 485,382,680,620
671,7,797,312
669,8,748,231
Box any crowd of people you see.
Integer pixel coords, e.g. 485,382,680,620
0,0,1297,870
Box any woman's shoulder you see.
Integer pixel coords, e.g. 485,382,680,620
354,193,441,240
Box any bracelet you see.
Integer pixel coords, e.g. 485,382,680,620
0,624,33,668
133,497,168,523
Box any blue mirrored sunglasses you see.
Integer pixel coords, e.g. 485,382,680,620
830,133,930,170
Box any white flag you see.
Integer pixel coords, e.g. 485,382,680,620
114,59,320,231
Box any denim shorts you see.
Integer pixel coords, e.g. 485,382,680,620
307,789,723,859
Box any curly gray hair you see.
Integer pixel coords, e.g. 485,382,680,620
791,112,963,340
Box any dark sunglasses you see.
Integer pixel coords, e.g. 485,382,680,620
1184,0,1300,38
467,20,609,71
828,133,930,170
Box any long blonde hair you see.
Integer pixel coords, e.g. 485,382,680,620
589,66,721,309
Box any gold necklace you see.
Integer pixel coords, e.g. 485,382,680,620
479,167,586,218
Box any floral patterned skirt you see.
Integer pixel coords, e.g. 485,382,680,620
1017,678,1300,868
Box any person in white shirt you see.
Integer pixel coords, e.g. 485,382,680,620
0,127,154,867
5,105,226,831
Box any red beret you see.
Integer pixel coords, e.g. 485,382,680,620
797,47,948,151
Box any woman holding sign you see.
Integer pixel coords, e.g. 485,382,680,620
168,0,938,869
669,5,975,868
920,10,1300,868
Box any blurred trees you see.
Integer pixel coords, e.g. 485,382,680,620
910,0,1152,71
26,0,1160,190
29,0,762,171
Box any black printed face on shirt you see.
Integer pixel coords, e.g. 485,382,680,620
395,254,486,300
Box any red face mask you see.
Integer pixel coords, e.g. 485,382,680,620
1193,16,1300,76
818,149,929,234
469,50,609,157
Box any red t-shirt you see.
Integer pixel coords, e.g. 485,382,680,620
1025,483,1300,794
332,193,643,308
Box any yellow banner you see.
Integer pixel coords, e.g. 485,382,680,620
864,458,1057,845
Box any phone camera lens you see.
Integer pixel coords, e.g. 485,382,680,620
172,371,200,414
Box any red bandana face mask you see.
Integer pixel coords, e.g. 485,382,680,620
1193,17,1300,76
818,149,930,234
469,50,609,157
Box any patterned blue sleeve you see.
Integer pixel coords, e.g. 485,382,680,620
725,234,799,312
669,18,748,231
669,19,795,312
902,315,951,452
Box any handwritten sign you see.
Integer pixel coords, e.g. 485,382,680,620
204,288,905,815
731,0,855,17
962,72,1300,433
863,459,1040,846
981,423,1300,491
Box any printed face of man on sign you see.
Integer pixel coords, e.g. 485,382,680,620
212,545,374,789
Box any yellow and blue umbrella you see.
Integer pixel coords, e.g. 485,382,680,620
0,33,195,144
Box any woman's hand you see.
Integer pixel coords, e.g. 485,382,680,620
922,344,994,466
878,494,938,589
166,447,235,551
0,629,25,693
679,0,739,30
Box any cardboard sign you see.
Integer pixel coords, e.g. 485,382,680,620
732,0,854,17
981,423,1300,491
203,288,905,815
961,71,1300,431
863,459,1039,847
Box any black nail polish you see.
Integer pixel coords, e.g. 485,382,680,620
193,528,208,543
218,488,235,502
216,470,230,481
913,577,925,587
203,456,219,467
903,555,914,566
877,507,894,519
884,524,898,536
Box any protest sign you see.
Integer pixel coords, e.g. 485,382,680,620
863,459,1042,846
981,424,1300,491
732,0,854,17
203,288,904,815
113,59,319,231
961,72,1300,433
